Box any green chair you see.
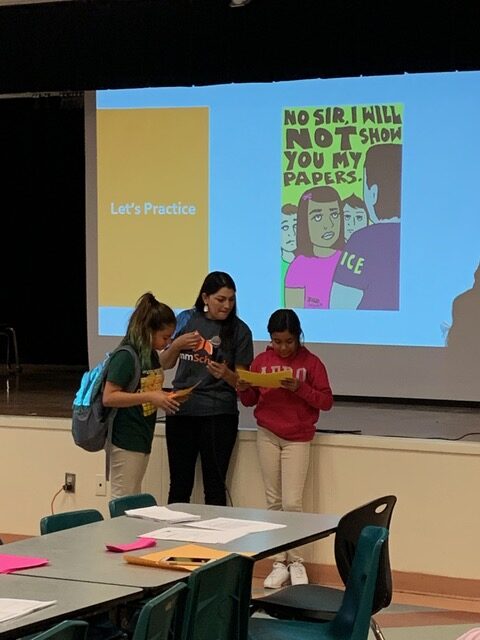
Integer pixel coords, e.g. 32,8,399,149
248,525,389,640
40,509,104,535
108,492,157,518
131,582,187,640
181,553,254,640
250,495,396,640
29,620,89,640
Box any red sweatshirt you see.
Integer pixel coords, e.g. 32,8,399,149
238,345,333,441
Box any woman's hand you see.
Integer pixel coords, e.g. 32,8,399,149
173,331,201,351
160,331,201,370
206,360,228,380
149,390,181,414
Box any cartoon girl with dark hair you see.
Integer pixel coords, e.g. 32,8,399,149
284,185,344,309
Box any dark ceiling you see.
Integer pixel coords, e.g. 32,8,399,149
1,0,480,94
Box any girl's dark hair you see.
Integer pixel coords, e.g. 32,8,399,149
123,292,176,368
296,185,345,256
194,271,238,354
267,309,303,344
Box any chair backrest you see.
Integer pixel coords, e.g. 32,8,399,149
132,582,187,640
334,495,396,613
29,620,89,640
40,509,104,535
108,492,157,518
331,525,389,640
181,553,254,640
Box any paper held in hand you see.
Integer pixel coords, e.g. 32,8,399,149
236,369,293,388
124,506,201,523
167,382,199,401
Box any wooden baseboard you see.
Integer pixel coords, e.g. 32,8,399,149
0,533,33,544
254,560,480,602
392,570,480,601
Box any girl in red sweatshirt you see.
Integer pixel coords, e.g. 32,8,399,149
237,308,333,588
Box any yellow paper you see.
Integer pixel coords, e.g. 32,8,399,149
124,543,254,572
236,369,293,388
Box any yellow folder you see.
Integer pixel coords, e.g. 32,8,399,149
124,543,254,572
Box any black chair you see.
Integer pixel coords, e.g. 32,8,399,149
108,492,157,518
0,324,21,374
40,509,104,535
250,495,397,640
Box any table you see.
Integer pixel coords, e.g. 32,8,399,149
0,574,141,639
170,503,339,558
2,504,338,590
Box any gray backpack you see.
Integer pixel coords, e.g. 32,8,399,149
72,345,141,478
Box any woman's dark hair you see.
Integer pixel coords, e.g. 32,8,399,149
122,292,176,368
267,309,303,344
194,271,238,355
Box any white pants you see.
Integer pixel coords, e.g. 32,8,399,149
110,445,150,499
256,426,311,562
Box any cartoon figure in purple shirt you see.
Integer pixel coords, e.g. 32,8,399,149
285,185,344,309
331,143,402,310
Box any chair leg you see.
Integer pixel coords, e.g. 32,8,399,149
2,327,21,374
10,327,20,373
370,617,386,640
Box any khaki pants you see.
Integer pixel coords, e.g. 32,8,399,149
256,426,311,562
110,445,150,499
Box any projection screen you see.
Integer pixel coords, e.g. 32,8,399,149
85,70,480,402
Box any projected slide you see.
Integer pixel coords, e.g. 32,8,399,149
97,106,209,330
281,105,402,311
94,72,479,355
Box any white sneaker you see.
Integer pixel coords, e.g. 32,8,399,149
264,562,290,589
288,560,309,585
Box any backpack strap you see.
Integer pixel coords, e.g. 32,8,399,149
104,345,142,481
174,308,196,337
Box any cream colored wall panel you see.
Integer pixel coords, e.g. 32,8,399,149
143,427,169,505
0,417,109,534
1,416,479,579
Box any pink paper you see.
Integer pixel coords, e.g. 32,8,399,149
105,538,157,553
0,554,49,574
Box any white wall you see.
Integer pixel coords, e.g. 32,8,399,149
1,414,479,580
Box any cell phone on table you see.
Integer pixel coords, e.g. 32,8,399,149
163,556,211,565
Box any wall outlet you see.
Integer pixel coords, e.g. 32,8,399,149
64,472,76,493
95,474,107,496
